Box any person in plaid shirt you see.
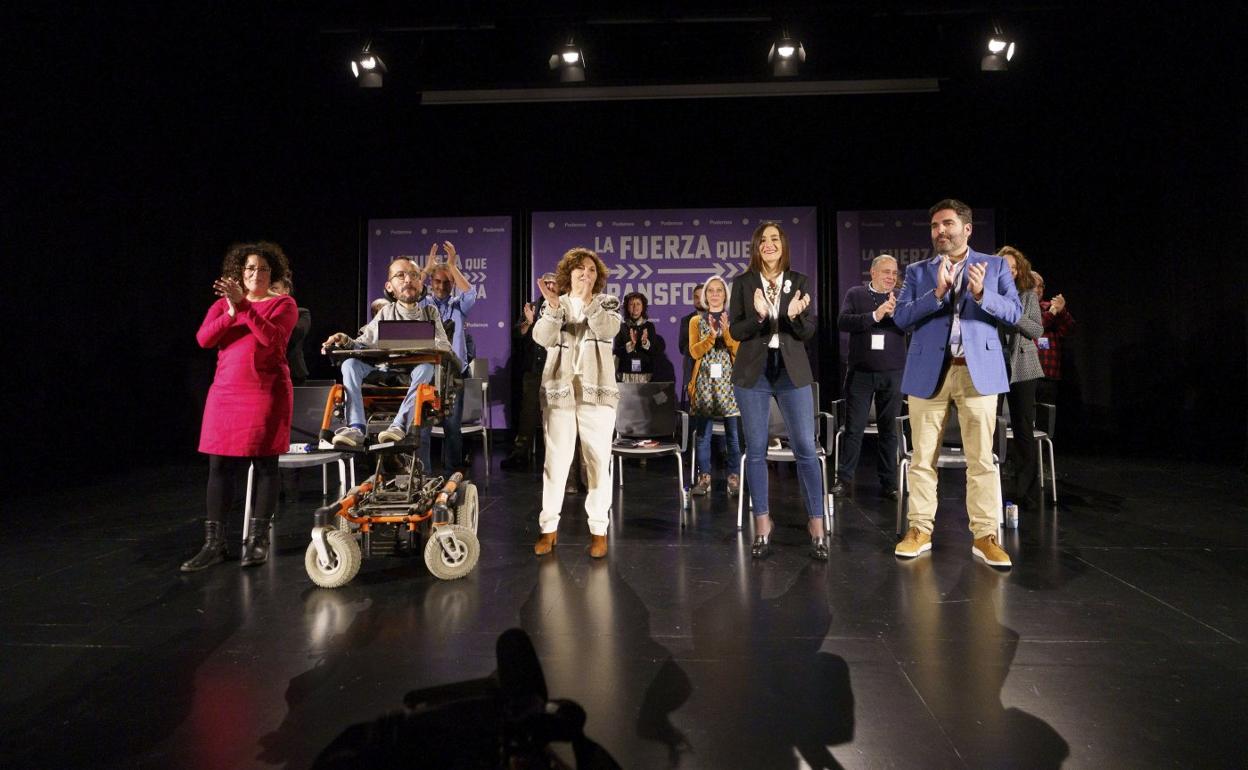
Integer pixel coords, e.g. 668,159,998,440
1033,272,1074,408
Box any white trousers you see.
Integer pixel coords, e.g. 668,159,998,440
539,378,616,536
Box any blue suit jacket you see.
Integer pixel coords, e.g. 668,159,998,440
893,248,1021,398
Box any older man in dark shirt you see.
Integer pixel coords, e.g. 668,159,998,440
833,255,907,499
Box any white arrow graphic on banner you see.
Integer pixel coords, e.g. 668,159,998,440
658,263,725,277
610,264,626,279
722,262,748,279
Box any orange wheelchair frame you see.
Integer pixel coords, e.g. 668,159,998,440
304,348,480,587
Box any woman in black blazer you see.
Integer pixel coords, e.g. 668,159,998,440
729,222,826,560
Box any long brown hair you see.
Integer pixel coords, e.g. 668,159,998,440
996,245,1036,292
553,247,608,295
747,222,791,275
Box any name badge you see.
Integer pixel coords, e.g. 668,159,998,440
871,334,886,351
1037,337,1051,350
631,358,642,373
710,363,724,379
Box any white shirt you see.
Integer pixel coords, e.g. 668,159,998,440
762,271,784,349
564,295,588,376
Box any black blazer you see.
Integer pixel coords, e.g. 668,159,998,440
728,270,816,388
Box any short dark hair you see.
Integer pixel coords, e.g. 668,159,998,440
929,199,973,226
222,241,290,286
272,269,295,294
623,291,649,318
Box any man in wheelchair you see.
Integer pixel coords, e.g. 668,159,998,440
322,256,461,450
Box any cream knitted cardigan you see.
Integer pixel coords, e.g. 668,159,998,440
533,293,622,408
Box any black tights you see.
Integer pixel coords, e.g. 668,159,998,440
206,455,279,524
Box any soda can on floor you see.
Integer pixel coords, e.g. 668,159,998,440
1005,502,1019,529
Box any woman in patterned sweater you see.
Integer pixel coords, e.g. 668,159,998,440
688,275,742,497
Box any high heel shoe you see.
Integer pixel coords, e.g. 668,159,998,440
809,536,829,561
751,532,771,559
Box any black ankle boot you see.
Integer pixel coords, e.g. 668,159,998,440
240,519,271,567
181,520,227,572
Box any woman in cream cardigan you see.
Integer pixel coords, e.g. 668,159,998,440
532,247,622,558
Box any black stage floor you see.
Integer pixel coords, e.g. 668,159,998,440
2,449,1245,769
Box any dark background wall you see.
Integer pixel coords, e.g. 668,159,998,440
11,4,1246,481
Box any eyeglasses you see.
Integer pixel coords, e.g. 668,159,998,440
389,271,421,281
243,265,271,274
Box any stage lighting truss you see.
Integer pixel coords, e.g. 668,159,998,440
549,39,587,82
981,23,1016,71
767,31,806,78
351,42,388,87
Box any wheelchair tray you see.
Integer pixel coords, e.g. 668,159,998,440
327,347,449,364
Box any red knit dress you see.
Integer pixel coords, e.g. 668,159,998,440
196,294,298,456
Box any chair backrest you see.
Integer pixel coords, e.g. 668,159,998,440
291,384,338,442
469,356,489,379
615,381,677,438
460,377,485,424
765,381,821,441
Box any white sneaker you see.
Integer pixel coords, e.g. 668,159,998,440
332,426,366,447
377,426,406,444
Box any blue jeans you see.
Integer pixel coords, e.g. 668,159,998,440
341,358,435,433
693,416,742,478
420,379,465,475
734,367,824,520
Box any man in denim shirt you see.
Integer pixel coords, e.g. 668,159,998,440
418,242,477,474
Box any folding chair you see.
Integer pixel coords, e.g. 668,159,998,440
611,381,690,523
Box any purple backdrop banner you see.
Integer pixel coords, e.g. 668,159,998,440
531,207,818,387
835,209,996,362
367,216,513,428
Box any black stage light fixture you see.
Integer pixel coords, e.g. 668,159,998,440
981,23,1016,71
767,31,806,77
351,42,387,88
549,38,586,82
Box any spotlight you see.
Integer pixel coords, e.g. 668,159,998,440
767,32,806,78
351,42,387,88
981,24,1016,71
549,39,586,83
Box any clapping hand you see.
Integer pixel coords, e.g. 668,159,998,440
875,291,897,321
967,262,986,301
523,302,536,324
442,241,458,267
213,276,244,316
641,327,649,346
424,243,439,274
753,288,771,319
1050,293,1067,314
536,276,560,309
787,289,811,318
717,311,729,335
935,257,954,299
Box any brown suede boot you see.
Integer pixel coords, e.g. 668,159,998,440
534,532,558,555
589,534,608,558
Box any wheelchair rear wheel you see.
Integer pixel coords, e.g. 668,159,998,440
454,482,479,534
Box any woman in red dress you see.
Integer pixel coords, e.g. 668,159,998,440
182,242,298,572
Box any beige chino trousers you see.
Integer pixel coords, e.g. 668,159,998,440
906,363,1002,539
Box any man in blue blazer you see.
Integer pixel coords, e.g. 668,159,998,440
892,200,1021,568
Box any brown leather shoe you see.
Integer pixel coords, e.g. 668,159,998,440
589,534,608,558
534,532,558,555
